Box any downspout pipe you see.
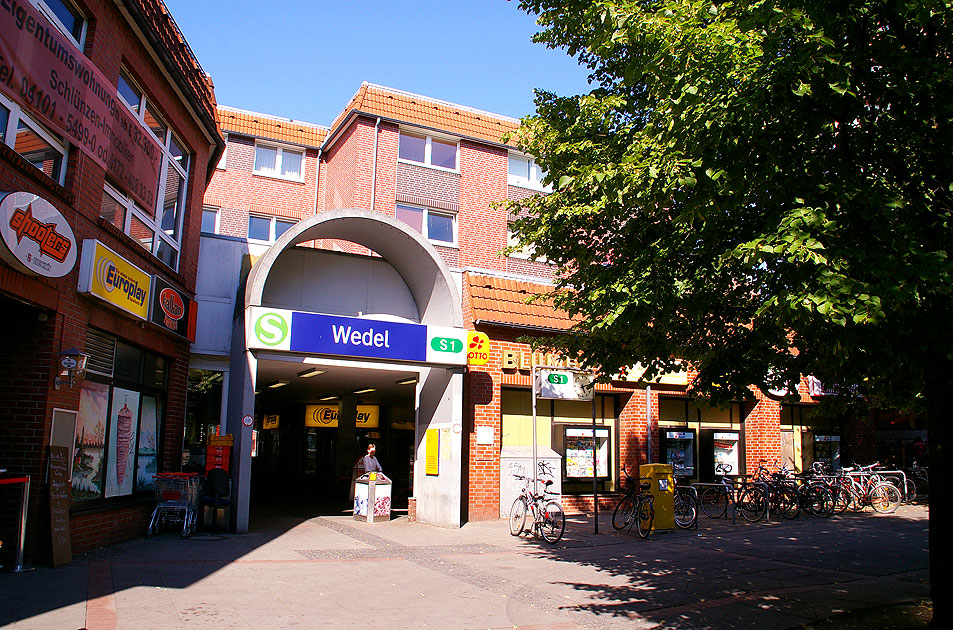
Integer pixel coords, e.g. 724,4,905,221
313,148,323,214
370,117,381,211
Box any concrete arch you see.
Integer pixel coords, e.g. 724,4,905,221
244,208,462,327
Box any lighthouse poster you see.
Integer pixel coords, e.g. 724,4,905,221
105,388,140,498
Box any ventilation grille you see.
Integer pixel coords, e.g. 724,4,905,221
85,329,116,378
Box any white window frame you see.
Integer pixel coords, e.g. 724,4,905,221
253,142,304,182
247,214,296,243
396,203,458,247
0,91,68,186
113,68,191,271
507,225,546,262
508,152,551,191
398,130,459,172
201,206,220,235
32,0,88,51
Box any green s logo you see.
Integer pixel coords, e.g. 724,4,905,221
548,373,569,385
255,312,289,346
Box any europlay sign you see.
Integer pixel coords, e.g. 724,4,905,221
248,307,467,366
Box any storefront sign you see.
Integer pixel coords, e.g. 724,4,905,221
615,362,689,386
248,307,467,366
535,369,594,400
263,415,279,430
148,276,197,341
467,331,489,366
0,2,161,211
0,191,76,277
502,349,578,372
304,404,379,428
77,240,151,320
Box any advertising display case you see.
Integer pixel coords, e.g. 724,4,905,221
661,430,696,478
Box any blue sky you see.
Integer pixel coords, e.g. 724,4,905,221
163,0,594,126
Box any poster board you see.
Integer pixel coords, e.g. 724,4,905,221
49,446,72,566
425,429,439,475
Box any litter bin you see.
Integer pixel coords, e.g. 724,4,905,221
354,473,392,522
640,463,675,532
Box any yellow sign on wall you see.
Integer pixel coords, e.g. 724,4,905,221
304,404,379,428
467,331,490,366
77,240,151,320
263,415,279,430
425,428,439,475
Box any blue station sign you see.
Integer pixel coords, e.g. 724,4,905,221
248,307,467,366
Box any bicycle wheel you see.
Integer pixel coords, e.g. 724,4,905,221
636,498,654,539
832,485,852,514
612,495,636,530
674,490,697,529
805,485,834,518
914,475,928,500
870,482,901,514
540,501,565,543
508,497,527,536
700,487,728,518
903,478,917,503
738,487,766,522
776,485,800,519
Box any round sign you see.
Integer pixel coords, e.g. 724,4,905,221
452,423,462,434
0,192,77,278
242,414,254,427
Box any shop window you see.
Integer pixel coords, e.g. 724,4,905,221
396,204,457,245
112,68,191,271
508,153,550,191
248,214,296,243
0,93,67,185
71,331,168,503
184,369,225,474
398,131,457,171
36,0,87,50
254,143,303,181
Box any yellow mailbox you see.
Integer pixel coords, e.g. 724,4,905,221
640,463,675,531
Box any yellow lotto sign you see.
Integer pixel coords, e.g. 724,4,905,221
77,240,151,320
305,404,379,428
467,331,490,366
425,428,440,475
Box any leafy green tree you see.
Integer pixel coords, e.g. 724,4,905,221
509,0,950,619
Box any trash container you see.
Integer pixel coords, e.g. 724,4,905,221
354,472,392,522
640,463,675,531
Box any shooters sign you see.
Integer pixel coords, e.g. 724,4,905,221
0,191,76,277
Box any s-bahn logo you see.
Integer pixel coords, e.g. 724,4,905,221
254,311,289,346
0,192,77,278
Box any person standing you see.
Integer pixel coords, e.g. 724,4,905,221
363,443,383,474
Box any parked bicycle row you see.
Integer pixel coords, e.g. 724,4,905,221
507,457,921,543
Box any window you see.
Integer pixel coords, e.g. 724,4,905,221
71,331,167,504
248,214,296,242
508,153,549,190
36,0,87,49
202,207,219,234
396,204,456,245
111,69,191,271
398,131,458,171
1,93,68,185
507,226,545,261
254,143,303,181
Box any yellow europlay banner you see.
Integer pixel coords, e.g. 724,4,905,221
305,404,379,428
77,240,151,320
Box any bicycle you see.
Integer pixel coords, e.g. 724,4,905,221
509,474,566,543
611,467,655,538
700,463,733,519
838,463,902,513
673,483,698,529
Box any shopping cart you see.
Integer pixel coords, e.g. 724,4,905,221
147,472,200,538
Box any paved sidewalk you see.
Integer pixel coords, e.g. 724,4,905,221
0,504,929,629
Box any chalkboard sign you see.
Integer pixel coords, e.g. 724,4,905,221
49,446,72,566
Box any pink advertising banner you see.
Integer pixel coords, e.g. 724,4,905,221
0,1,161,212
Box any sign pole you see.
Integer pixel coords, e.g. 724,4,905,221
592,394,598,534
531,357,538,496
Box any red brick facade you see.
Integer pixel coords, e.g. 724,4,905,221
0,0,220,564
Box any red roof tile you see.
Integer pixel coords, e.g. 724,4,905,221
218,106,328,148
466,274,579,331
328,83,521,148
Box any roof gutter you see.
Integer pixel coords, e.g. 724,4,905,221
473,320,569,335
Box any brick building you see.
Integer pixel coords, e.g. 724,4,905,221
192,83,877,532
1,0,222,565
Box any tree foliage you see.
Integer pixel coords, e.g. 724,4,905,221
509,0,953,409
